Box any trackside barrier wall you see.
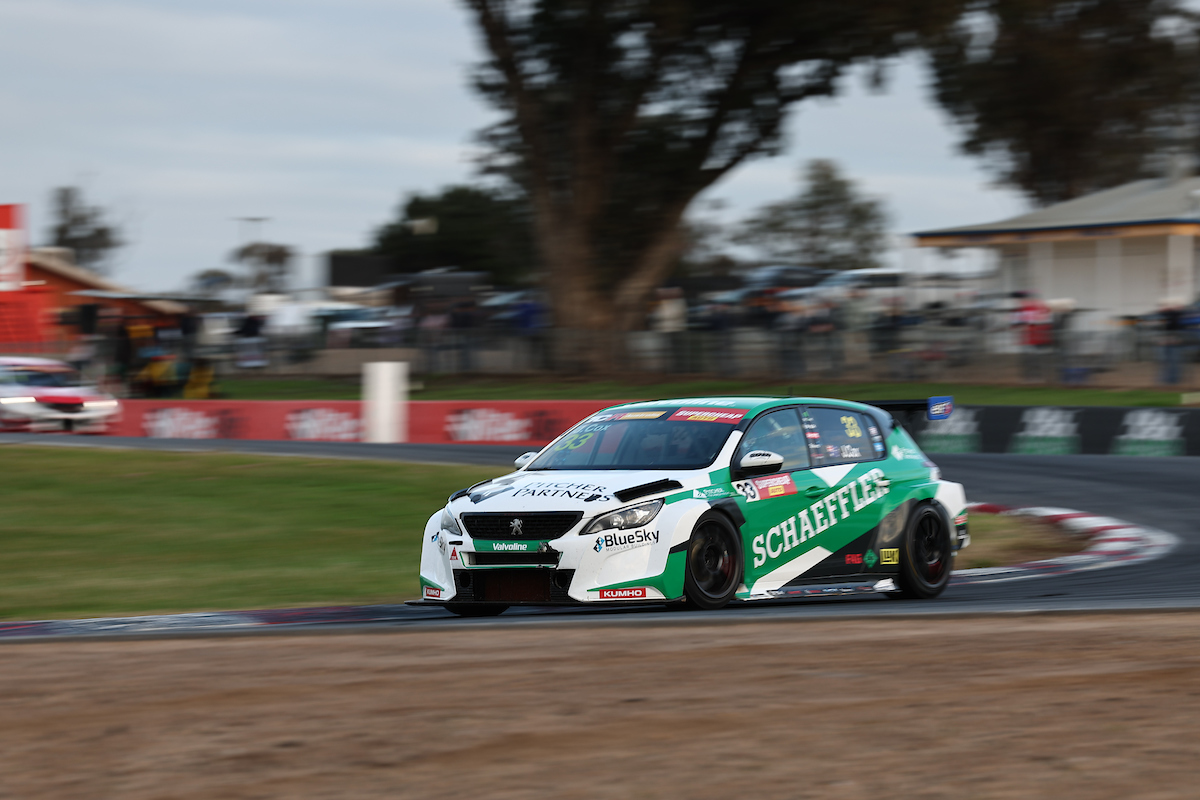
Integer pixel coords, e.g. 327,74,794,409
107,400,616,448
915,405,1200,456
104,401,1200,456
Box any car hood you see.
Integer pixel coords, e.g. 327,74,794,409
448,469,711,517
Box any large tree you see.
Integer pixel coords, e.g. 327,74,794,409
735,159,888,271
373,185,537,285
464,0,961,363
926,0,1198,205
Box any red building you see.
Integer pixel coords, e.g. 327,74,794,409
0,249,185,352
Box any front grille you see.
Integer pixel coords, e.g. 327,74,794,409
453,569,575,604
467,551,561,566
43,402,83,414
460,511,583,540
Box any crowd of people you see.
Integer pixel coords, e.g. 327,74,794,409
69,309,222,399
54,285,1200,390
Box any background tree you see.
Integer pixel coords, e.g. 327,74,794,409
734,159,888,271
230,242,293,294
189,268,237,299
373,185,537,285
464,0,963,365
926,0,1198,205
46,186,123,274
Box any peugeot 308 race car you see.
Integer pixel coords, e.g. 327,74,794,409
419,396,968,616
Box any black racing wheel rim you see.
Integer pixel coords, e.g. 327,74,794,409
912,508,949,585
688,519,738,600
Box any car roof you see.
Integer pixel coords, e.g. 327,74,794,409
598,396,878,418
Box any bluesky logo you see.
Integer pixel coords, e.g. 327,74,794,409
594,529,659,554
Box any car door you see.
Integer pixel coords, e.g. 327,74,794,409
730,407,834,596
798,405,892,579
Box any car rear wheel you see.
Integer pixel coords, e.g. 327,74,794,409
683,512,743,610
445,603,509,617
895,503,953,599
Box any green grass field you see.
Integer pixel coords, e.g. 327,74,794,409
3,445,1070,621
2,446,502,620
219,374,1184,407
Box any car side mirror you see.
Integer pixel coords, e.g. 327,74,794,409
738,450,784,477
514,451,538,469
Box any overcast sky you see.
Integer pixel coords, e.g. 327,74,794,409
0,0,1027,292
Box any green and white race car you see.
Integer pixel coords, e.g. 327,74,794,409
419,396,968,615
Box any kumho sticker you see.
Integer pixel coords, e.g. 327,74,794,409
750,468,891,567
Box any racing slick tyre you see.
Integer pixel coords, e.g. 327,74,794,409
683,511,743,610
445,603,509,617
894,503,953,600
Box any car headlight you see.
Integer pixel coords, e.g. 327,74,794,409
84,399,119,409
584,499,663,534
440,508,462,537
0,396,36,406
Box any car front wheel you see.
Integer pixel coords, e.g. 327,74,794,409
683,511,743,610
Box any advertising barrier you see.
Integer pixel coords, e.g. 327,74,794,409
105,400,1200,456
109,399,615,447
917,405,1200,457
111,401,366,441
411,400,612,447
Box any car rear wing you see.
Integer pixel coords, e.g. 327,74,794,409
864,396,953,432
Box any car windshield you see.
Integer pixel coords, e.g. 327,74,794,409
527,406,746,471
3,367,83,388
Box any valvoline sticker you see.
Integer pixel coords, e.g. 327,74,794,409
927,396,954,420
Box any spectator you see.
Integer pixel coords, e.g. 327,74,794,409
807,300,843,375
774,300,807,379
1014,292,1053,382
450,300,480,373
1159,300,1187,385
652,287,688,373
183,357,218,399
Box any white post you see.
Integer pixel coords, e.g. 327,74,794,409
363,361,408,444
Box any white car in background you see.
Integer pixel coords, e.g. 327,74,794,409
0,357,120,433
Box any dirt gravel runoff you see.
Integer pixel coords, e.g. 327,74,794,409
2,613,1199,799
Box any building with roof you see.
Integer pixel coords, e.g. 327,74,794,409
0,248,186,350
913,175,1200,329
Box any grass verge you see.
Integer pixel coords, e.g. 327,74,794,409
2,446,1088,619
956,513,1089,570
2,446,502,620
220,374,1183,407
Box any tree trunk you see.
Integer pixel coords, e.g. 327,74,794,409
533,209,614,373
532,194,689,374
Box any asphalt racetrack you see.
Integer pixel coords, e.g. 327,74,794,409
4,434,1199,632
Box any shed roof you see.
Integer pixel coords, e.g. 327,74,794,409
914,176,1200,244
27,250,187,315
